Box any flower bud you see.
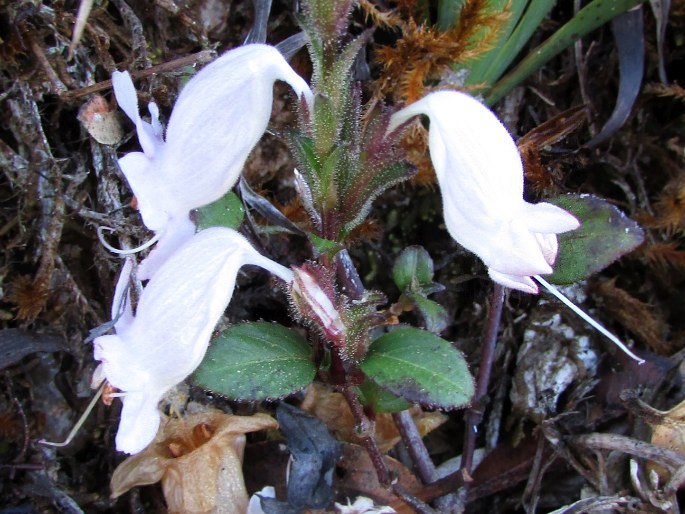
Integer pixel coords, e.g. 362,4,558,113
290,264,346,344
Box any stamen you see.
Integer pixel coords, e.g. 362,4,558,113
533,275,645,364
39,384,104,448
97,226,160,255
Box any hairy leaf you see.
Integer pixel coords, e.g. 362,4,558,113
360,327,474,409
192,322,315,401
548,194,645,284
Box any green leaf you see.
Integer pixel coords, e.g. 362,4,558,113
437,0,466,31
405,293,449,334
357,379,411,414
195,191,244,230
360,327,474,409
307,232,343,258
548,194,644,284
288,132,322,195
192,322,315,401
341,161,415,234
392,246,435,291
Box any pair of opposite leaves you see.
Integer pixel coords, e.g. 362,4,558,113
93,44,578,454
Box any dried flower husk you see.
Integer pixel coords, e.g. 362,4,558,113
111,408,278,514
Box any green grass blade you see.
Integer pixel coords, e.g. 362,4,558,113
477,0,557,86
437,0,466,31
485,0,645,105
464,0,529,85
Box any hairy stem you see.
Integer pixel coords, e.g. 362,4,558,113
341,384,391,486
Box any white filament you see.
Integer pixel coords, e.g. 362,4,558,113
534,275,644,364
39,383,104,447
97,226,160,255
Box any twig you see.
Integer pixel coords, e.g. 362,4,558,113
461,283,505,474
62,50,217,99
112,0,149,67
415,469,470,503
29,38,67,94
547,495,640,514
391,482,437,514
392,410,437,484
4,374,29,472
571,433,685,471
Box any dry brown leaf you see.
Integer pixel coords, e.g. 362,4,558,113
642,241,685,271
595,278,670,354
110,408,278,514
301,383,447,453
337,443,421,514
77,94,124,145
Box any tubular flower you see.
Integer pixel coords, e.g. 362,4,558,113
92,227,293,454
112,44,313,279
388,91,580,294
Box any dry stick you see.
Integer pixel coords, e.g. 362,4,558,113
391,483,436,514
61,50,217,100
393,411,461,513
460,283,505,475
572,433,685,470
393,410,438,484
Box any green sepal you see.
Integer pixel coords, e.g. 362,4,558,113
307,232,343,258
341,160,416,234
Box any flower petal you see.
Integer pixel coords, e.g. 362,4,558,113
129,228,288,387
94,227,292,453
137,215,196,281
116,391,164,454
488,269,539,294
111,71,163,157
388,90,580,292
160,44,313,214
117,151,170,232
93,334,151,392
523,202,580,234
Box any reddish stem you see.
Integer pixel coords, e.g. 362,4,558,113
461,283,505,474
340,384,391,486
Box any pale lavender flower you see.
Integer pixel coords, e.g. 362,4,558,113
92,227,293,454
112,44,313,279
388,90,579,294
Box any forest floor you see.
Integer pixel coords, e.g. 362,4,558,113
2,1,685,513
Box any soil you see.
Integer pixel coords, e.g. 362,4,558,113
2,0,685,512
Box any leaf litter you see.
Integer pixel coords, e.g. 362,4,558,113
1,0,685,512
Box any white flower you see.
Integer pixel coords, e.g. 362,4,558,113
93,227,293,454
388,91,580,294
112,44,313,279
